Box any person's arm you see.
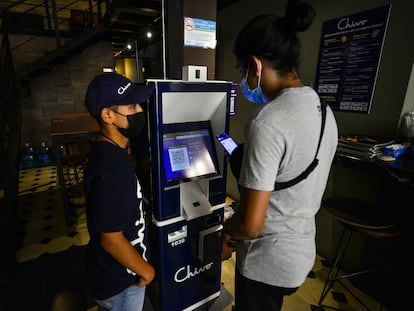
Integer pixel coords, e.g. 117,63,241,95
100,231,155,286
223,187,271,240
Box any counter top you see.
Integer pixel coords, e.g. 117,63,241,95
334,151,414,186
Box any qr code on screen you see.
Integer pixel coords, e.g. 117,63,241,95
171,149,186,166
168,146,190,172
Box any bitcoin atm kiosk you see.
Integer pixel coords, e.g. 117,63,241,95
145,80,234,311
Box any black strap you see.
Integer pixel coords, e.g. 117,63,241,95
273,103,327,190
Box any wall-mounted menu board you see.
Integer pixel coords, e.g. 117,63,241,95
314,5,391,113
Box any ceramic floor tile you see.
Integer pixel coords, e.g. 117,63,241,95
23,218,49,232
282,292,313,311
45,236,73,254
220,252,391,311
73,229,90,246
295,275,326,306
18,167,57,194
15,243,46,263
18,227,50,246
313,257,391,311
16,165,88,261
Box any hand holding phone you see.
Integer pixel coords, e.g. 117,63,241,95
216,132,238,156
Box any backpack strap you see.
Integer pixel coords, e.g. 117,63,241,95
273,103,327,190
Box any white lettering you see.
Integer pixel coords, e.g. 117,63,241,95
118,82,132,94
171,238,185,247
126,180,147,277
174,262,214,283
337,17,368,31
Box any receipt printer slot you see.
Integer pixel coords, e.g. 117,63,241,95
168,225,187,243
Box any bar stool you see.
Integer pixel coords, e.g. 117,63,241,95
318,197,400,310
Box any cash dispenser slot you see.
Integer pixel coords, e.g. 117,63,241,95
199,224,223,262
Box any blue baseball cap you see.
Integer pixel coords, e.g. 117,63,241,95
85,73,154,118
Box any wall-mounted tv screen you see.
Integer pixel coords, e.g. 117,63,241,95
163,121,219,183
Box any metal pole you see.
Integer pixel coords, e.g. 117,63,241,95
44,0,52,31
88,0,93,27
135,40,140,83
161,0,166,80
50,0,60,48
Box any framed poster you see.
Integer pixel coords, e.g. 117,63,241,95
314,5,391,113
184,17,217,49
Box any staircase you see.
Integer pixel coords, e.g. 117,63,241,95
17,23,107,81
0,0,111,82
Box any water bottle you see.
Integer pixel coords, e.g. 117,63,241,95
37,141,49,161
21,142,34,167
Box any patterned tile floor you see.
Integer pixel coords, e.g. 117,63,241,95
13,166,392,311
16,165,89,263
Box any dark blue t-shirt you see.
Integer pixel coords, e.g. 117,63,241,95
84,141,149,300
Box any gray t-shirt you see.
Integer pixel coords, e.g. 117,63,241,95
237,86,338,288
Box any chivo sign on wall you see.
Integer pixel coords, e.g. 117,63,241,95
314,5,392,113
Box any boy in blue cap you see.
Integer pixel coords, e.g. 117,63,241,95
84,73,155,311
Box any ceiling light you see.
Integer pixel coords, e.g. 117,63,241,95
146,31,152,38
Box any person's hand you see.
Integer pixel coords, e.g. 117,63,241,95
134,262,155,287
222,241,234,261
222,232,236,261
134,277,147,287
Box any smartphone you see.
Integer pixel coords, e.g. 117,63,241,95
216,132,238,156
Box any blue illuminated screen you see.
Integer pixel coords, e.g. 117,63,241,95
163,121,218,182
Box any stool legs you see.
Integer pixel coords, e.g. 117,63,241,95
319,227,352,305
319,227,372,311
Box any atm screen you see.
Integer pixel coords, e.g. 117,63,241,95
162,121,219,183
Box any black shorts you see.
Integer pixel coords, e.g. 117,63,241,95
234,268,299,311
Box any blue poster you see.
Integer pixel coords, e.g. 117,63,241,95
314,5,391,113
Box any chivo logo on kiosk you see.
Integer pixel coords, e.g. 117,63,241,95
174,262,214,283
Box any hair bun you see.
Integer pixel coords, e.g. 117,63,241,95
283,0,315,32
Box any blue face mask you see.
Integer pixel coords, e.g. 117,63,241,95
240,65,267,104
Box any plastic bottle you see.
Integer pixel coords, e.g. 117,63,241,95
37,141,49,161
21,142,34,168
22,142,33,161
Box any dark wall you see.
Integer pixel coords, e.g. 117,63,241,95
217,0,414,206
10,36,114,150
165,0,217,80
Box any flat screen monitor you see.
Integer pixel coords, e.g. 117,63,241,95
162,121,219,183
